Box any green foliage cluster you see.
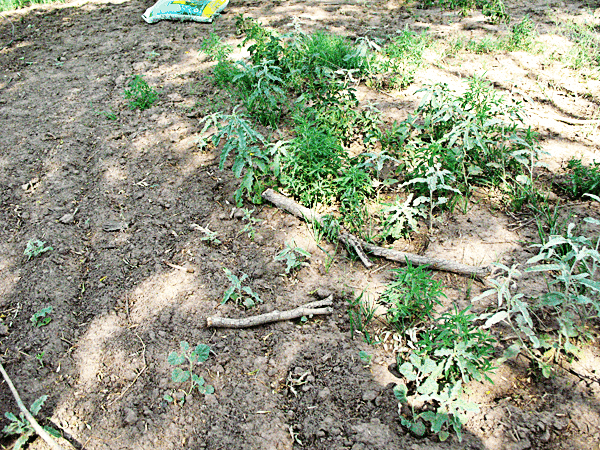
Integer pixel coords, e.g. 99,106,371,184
419,0,508,23
369,28,433,90
375,264,497,441
392,77,541,211
3,396,61,450
24,239,52,260
274,244,311,274
123,75,158,111
448,16,538,55
165,342,214,405
479,198,600,376
565,158,600,198
379,263,444,330
30,306,52,327
201,16,543,240
558,20,600,69
222,267,262,308
0,0,62,12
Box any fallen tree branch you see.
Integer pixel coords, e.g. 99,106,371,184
0,361,68,450
207,297,333,328
262,189,489,278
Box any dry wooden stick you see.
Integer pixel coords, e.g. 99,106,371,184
262,189,489,278
207,297,333,328
0,361,68,450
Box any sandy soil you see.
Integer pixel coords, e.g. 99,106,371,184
1,0,600,449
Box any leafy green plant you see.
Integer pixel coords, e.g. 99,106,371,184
274,244,311,273
222,268,262,308
35,352,45,368
232,60,288,127
347,292,379,345
378,194,425,239
404,161,461,231
30,306,52,327
477,200,600,376
238,208,263,239
194,225,221,245
200,109,281,205
379,263,444,330
359,350,373,366
24,239,52,260
199,31,233,61
165,342,214,404
280,118,346,207
565,158,600,198
506,15,537,51
3,395,61,450
398,77,541,205
394,355,478,441
395,306,496,441
123,75,158,111
368,28,432,89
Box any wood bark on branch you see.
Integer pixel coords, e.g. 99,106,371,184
207,298,333,328
262,189,489,278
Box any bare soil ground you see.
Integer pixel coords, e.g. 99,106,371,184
1,0,600,449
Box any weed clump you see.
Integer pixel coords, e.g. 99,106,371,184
123,75,158,111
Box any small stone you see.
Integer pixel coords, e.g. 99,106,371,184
315,287,333,299
362,390,378,402
318,388,331,399
0,323,8,336
123,407,138,425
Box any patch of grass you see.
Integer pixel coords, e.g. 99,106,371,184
506,15,537,51
379,263,444,330
123,75,158,111
347,291,378,345
558,20,600,69
419,0,508,22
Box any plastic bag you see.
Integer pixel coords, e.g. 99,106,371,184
142,0,228,24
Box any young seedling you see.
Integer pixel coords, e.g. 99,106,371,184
35,352,45,368
123,75,158,111
238,208,263,239
222,268,262,308
274,244,311,274
359,350,373,367
30,306,52,328
3,395,61,450
164,342,214,405
24,240,52,260
402,162,460,232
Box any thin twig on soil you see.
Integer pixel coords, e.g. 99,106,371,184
206,297,333,328
261,189,489,278
0,361,69,450
163,260,195,273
